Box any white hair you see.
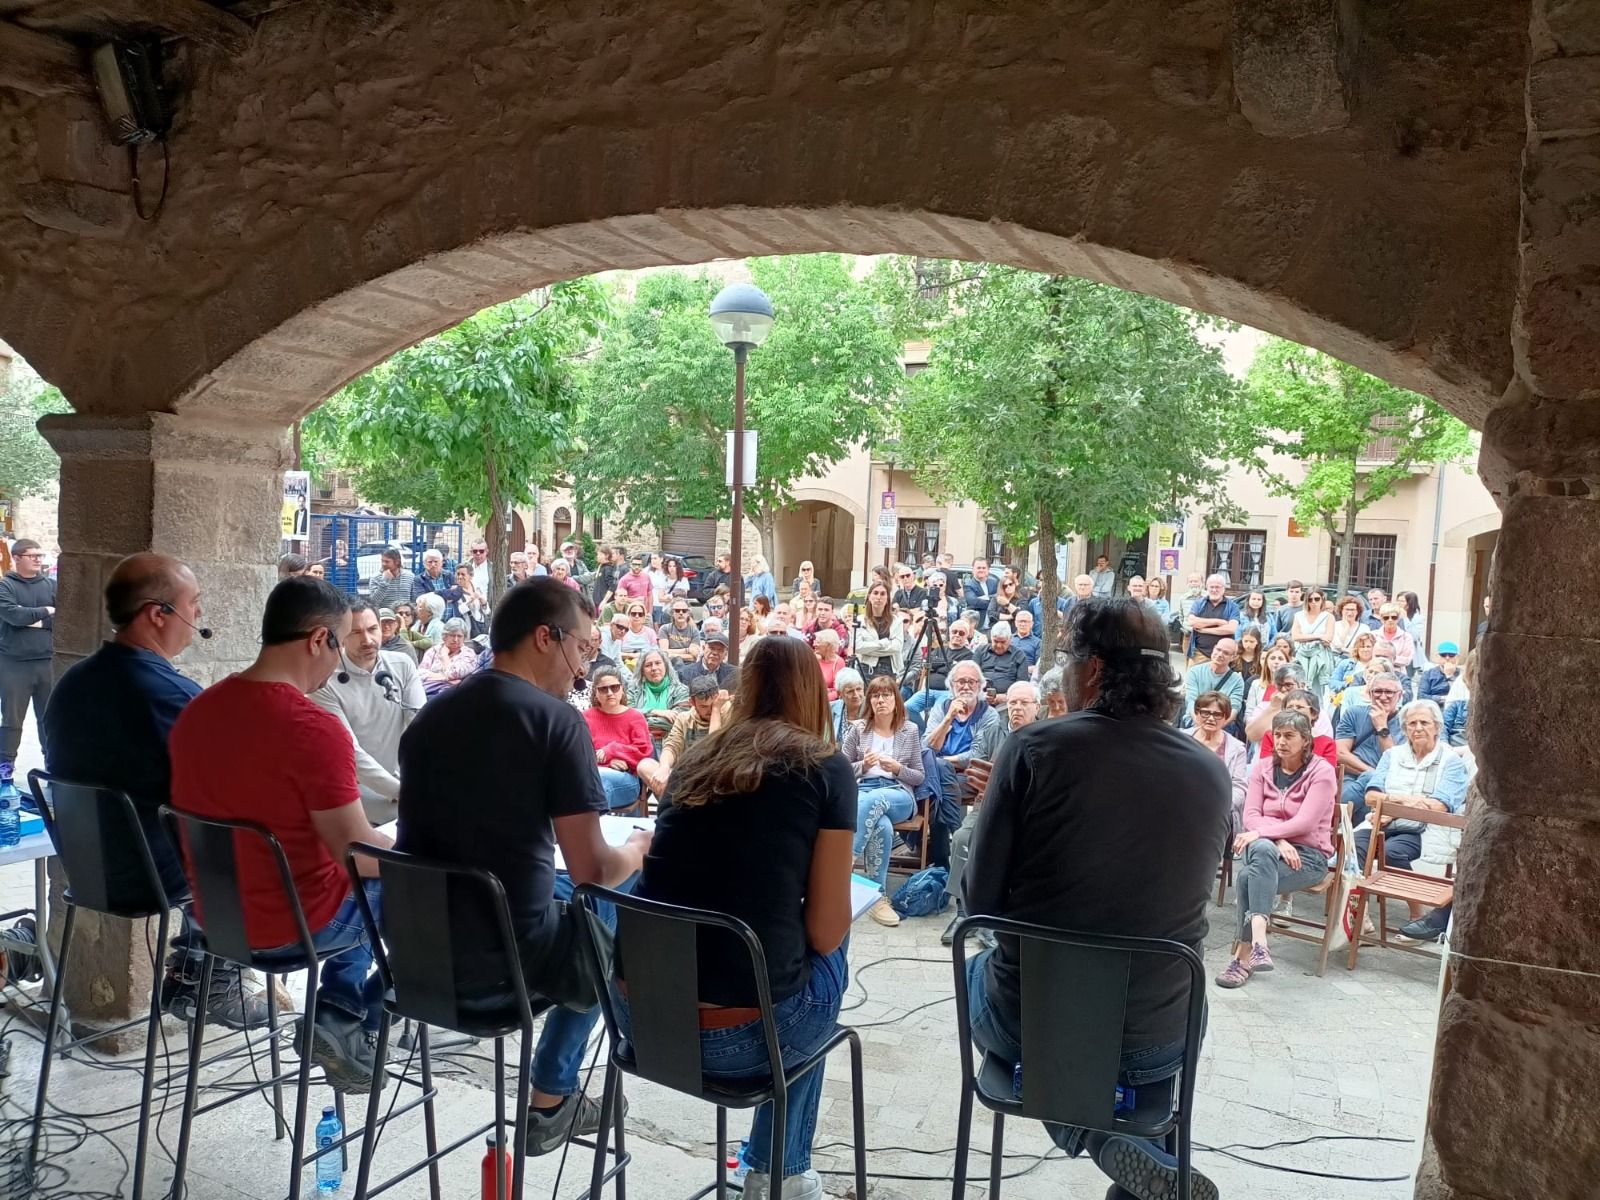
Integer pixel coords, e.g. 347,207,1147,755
423,549,443,563
991,621,1013,639
815,628,841,649
417,594,444,618
1006,681,1040,702
1206,573,1227,587
950,660,987,689
835,667,864,691
1399,698,1444,728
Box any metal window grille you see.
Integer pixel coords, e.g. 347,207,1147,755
1329,534,1397,594
1206,529,1266,588
897,518,941,565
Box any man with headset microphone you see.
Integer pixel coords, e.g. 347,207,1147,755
43,552,272,1029
311,598,424,825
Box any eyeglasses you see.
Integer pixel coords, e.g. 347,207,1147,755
594,684,623,695
14,552,42,560
472,547,487,554
1370,688,1402,698
1195,709,1225,719
1381,615,1399,622
671,608,689,615
628,610,645,617
708,603,725,611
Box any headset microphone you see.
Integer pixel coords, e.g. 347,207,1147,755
552,625,586,692
322,627,351,684
149,600,213,640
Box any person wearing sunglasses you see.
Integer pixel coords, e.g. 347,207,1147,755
1373,604,1416,673
1289,589,1336,693
583,665,655,810
657,600,703,664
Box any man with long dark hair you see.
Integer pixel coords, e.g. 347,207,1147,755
964,599,1231,1200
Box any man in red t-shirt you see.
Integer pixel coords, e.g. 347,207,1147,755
612,556,653,608
171,577,394,1092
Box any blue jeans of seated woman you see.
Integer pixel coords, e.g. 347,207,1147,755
854,776,915,893
613,941,849,1177
598,766,640,810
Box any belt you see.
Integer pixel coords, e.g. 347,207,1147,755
616,981,761,1030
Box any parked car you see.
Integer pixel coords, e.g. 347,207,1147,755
661,552,718,603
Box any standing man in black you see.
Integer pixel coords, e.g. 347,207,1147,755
0,539,56,774
964,599,1229,1200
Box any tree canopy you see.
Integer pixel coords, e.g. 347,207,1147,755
575,254,904,560
895,264,1248,652
0,365,71,503
1240,338,1473,597
304,279,608,583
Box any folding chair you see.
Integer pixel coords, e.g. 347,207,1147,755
1264,802,1349,977
342,844,559,1200
160,807,367,1200
573,885,868,1200
1347,798,1465,970
889,797,932,872
950,916,1207,1200
26,772,175,1200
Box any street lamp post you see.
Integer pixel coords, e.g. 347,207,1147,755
709,282,775,665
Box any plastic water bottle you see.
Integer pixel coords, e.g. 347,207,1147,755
0,767,21,850
315,1106,342,1192
725,1139,750,1183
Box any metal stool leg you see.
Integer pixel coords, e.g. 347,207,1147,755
988,1111,1005,1199
128,909,170,1200
26,904,74,1178
352,1009,391,1199
266,973,287,1140
589,1063,618,1200
846,1033,867,1200
611,1073,627,1200
492,1037,507,1200
769,1089,787,1200
951,1077,974,1200
335,1091,348,1173
287,970,321,1200
714,1105,728,1200
510,1028,533,1200
418,1024,442,1200
169,953,217,1200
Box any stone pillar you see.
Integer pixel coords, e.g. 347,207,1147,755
38,412,289,1028
1418,5,1600,1198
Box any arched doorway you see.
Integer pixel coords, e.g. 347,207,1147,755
551,506,573,553
771,500,856,601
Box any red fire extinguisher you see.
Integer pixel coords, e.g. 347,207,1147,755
481,1133,512,1200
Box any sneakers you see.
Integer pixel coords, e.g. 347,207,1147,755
527,1090,625,1156
160,969,274,1030
1214,959,1252,989
740,1168,823,1200
303,1010,377,1094
1095,1134,1219,1200
1248,943,1274,973
868,897,900,927
1396,913,1448,945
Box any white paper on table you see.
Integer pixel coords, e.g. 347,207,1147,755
850,874,882,920
554,814,654,872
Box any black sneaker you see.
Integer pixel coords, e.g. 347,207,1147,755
159,969,273,1030
527,1090,626,1156
1396,913,1448,945
303,1011,377,1094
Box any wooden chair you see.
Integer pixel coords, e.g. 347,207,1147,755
1264,802,1349,978
1214,853,1233,907
1346,798,1465,970
889,800,931,872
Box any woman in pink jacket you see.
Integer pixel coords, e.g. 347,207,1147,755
1216,709,1336,988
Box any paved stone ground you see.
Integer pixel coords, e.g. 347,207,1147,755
0,709,1439,1198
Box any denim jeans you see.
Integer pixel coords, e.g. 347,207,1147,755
615,941,849,1177
597,767,641,811
256,879,385,1031
1351,828,1421,874
965,950,1189,1159
1235,838,1328,942
530,871,626,1096
853,777,915,893
904,688,949,733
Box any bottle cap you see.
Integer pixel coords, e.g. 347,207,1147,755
322,1105,335,1117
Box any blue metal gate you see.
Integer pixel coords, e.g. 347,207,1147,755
308,514,463,596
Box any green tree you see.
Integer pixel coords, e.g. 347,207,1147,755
305,280,608,585
896,266,1248,655
575,255,905,563
0,366,71,502
1241,338,1474,599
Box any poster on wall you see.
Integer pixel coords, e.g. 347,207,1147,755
281,471,310,543
1158,547,1181,574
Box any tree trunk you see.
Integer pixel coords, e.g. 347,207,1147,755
1333,482,1359,600
1038,506,1063,661
485,450,509,601
756,506,777,581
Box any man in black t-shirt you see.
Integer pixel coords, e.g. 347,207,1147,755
397,579,649,1155
965,600,1229,1200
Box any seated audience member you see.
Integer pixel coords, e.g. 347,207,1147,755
170,577,395,1088
600,612,631,662
1353,699,1468,919
1367,641,1412,702
1216,709,1337,989
1183,637,1243,720
627,647,687,749
628,636,853,1200
813,629,845,699
830,668,866,742
1257,688,1338,771
377,607,418,664
803,596,849,646
397,578,650,1149
908,619,975,729
681,630,737,692
657,599,702,664
310,599,425,824
641,674,724,800
1335,671,1405,809
984,573,1026,630
1417,641,1460,704
549,559,582,592
583,665,655,810
619,602,659,657
1243,641,1291,718
1243,664,1316,746
765,601,809,641
418,618,478,694
965,600,1228,1200
1037,667,1067,718
975,621,1030,693
925,661,1001,812
1189,690,1248,834
394,602,430,656
1374,603,1415,672
1328,629,1377,712
1009,609,1042,668
1442,650,1472,748
414,593,446,645
44,552,269,1028
841,676,926,927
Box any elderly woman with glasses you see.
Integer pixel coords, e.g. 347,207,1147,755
583,664,656,810
1352,698,1468,915
1189,690,1248,834
1216,709,1337,988
1374,603,1416,672
418,618,479,695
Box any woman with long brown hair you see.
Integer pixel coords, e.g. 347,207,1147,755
627,636,854,1200
841,675,926,927
852,580,904,679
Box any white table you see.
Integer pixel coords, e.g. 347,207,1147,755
0,829,67,1044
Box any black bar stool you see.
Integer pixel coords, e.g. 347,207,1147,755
573,884,867,1200
342,843,562,1200
25,771,175,1200
160,806,366,1200
949,916,1207,1199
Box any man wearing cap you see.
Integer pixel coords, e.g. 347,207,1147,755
377,607,418,663
640,674,725,801
680,629,736,692
1417,641,1461,704
559,540,588,577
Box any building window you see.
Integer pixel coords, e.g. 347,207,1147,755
897,518,940,565
983,521,1017,569
1359,414,1406,464
1207,528,1266,589
590,516,603,538
552,506,572,550
1330,534,1397,595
